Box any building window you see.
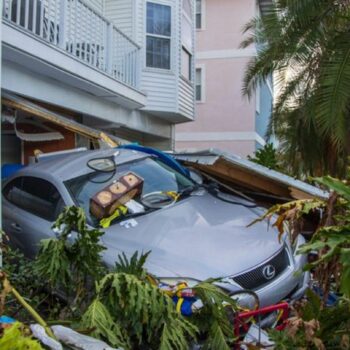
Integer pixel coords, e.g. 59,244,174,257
182,47,192,80
181,0,193,80
195,68,202,101
196,0,202,29
146,2,171,69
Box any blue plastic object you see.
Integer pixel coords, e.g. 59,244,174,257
118,145,190,177
2,164,24,179
172,296,197,316
312,285,338,307
0,316,15,324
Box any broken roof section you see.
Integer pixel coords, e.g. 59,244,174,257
172,148,328,200
2,91,121,148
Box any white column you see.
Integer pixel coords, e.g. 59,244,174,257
59,0,67,49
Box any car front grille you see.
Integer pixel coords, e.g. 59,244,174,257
231,248,290,290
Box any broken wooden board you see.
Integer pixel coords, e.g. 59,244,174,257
172,149,328,201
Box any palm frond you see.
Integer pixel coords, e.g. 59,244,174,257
95,272,198,349
81,298,129,349
113,250,151,279
314,33,350,148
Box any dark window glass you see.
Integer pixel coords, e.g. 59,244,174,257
195,68,202,101
146,2,171,69
196,13,201,29
181,47,192,80
4,176,64,221
146,36,171,69
196,0,202,29
147,3,171,36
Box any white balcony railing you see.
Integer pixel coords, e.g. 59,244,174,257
2,0,140,89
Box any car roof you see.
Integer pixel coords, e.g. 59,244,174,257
14,148,148,182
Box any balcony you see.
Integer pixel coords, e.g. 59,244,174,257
2,0,146,110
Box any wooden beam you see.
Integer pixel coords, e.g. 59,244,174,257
2,94,118,147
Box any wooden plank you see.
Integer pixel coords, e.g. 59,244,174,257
2,95,118,147
187,159,293,198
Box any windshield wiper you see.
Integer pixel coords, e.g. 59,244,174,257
178,184,201,199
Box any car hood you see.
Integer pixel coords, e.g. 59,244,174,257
101,191,283,281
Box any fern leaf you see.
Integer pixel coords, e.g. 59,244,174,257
81,298,129,349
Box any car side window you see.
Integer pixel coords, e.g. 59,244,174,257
3,176,64,221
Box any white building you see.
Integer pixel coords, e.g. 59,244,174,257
1,0,195,164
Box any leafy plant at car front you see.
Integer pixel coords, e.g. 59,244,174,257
82,251,238,350
269,290,350,350
251,175,350,348
33,208,237,349
35,206,107,311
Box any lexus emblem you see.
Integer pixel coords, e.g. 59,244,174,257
262,265,276,280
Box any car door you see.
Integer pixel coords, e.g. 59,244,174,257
2,176,65,258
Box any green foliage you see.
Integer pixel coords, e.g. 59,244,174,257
248,143,281,171
248,198,326,242
269,290,350,350
1,244,63,321
85,272,198,349
35,206,107,307
81,252,238,350
113,250,151,280
81,298,129,349
299,228,350,297
242,1,350,177
250,176,350,297
251,174,350,347
0,322,44,350
192,282,237,350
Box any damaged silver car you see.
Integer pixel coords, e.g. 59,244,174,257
2,147,310,307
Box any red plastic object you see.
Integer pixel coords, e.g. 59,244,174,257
233,302,289,342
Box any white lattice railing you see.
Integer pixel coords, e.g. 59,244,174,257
2,0,140,89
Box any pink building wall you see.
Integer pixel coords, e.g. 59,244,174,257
176,0,261,157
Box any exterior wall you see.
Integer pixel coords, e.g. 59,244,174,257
104,0,134,37
2,0,195,155
255,79,273,143
196,0,255,52
85,0,104,13
176,0,271,157
178,77,195,119
134,0,195,121
176,140,256,156
2,60,173,142
137,0,179,114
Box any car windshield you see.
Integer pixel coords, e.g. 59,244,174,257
65,157,194,226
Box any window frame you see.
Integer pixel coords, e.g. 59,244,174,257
145,1,172,71
3,175,65,222
195,64,206,103
181,46,192,81
195,0,206,30
181,0,194,81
